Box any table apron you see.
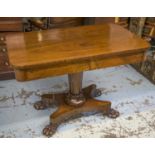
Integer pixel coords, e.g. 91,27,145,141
14,51,145,81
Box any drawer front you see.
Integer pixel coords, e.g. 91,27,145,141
0,17,23,32
0,21,23,32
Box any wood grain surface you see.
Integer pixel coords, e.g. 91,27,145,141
6,23,150,81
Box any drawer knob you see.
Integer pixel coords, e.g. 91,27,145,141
4,62,9,66
2,48,7,52
0,37,5,41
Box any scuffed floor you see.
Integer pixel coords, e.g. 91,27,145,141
0,65,155,138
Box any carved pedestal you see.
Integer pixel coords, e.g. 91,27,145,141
34,72,119,137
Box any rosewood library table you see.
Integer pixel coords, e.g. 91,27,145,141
6,24,150,137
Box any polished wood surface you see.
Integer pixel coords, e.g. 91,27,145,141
6,23,150,137
6,23,150,81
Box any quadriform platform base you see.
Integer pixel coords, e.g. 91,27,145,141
6,24,150,137
34,72,119,137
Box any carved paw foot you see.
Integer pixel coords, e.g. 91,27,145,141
107,108,119,118
43,123,58,137
34,101,52,110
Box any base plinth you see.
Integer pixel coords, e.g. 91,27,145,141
34,84,119,137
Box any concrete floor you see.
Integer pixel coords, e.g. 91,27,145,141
0,65,155,138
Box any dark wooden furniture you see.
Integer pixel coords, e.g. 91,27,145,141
0,17,23,80
28,17,85,31
6,23,150,137
129,17,155,84
48,17,85,28
94,17,129,28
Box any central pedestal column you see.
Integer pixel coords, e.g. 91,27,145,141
66,72,85,106
34,72,120,137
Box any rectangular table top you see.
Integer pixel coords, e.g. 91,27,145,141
6,23,150,81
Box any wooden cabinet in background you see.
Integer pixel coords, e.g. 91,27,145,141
48,17,85,28
28,17,85,30
0,17,23,80
94,17,129,28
